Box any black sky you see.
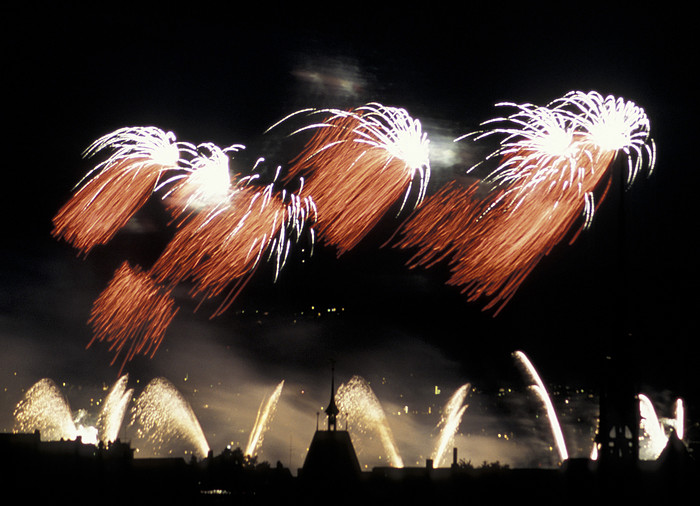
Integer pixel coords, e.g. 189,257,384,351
3,3,698,437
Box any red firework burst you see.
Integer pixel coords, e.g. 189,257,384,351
283,103,430,256
51,127,186,255
151,179,313,318
87,261,179,374
393,92,654,314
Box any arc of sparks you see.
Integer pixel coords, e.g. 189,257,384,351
150,165,316,319
274,102,430,256
245,380,285,457
52,126,194,255
513,351,568,463
393,91,655,314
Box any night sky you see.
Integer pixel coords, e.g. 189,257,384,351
2,4,697,467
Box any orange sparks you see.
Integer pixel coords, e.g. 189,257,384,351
52,126,186,255
283,104,429,256
395,136,616,315
52,157,165,255
87,262,179,374
391,178,484,271
151,181,310,317
448,139,615,313
393,92,655,315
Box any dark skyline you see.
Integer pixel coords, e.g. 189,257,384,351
2,4,696,468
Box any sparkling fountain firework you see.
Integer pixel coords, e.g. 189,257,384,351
336,375,404,468
13,376,133,445
96,374,133,444
639,393,667,460
51,126,192,255
513,351,568,463
13,378,82,442
673,398,685,440
432,383,470,467
393,91,655,314
129,377,210,459
272,102,430,256
245,380,285,457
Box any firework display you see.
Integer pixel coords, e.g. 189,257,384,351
53,128,316,369
52,90,656,370
151,174,316,318
87,261,179,374
278,103,430,256
52,127,192,255
393,91,655,314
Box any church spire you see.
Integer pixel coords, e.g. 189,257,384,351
325,361,339,431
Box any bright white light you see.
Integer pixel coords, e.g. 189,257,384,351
513,351,568,463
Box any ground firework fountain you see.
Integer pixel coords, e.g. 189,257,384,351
336,375,471,469
246,380,285,457
96,374,133,443
432,383,470,467
336,375,404,468
13,377,134,445
129,377,210,459
513,351,569,463
13,378,86,443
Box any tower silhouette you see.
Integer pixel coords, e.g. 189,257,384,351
325,362,340,431
300,362,360,482
595,355,639,466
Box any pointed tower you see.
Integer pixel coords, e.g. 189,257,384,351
300,363,361,482
325,363,339,431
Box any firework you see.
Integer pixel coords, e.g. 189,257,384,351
432,383,470,467
130,377,210,459
336,375,404,468
87,261,179,374
513,351,568,463
552,90,656,186
96,374,133,444
151,171,316,318
157,141,246,220
52,127,192,255
14,378,79,442
393,92,655,314
277,103,430,256
245,380,285,457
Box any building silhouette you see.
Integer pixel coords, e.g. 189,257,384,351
596,355,640,468
298,364,362,501
1,366,698,505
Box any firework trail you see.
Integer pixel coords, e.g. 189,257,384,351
52,127,192,255
87,261,179,375
96,374,133,444
245,380,285,457
273,102,430,256
393,91,655,314
513,351,568,463
674,398,685,440
432,383,470,467
150,169,316,318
